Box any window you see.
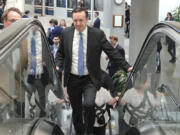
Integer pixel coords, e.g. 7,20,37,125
25,0,33,4
34,0,42,5
45,7,54,15
94,0,103,11
57,0,66,8
45,0,54,6
68,0,77,8
67,0,91,9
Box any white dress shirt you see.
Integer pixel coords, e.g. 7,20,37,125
71,27,88,75
27,31,43,75
53,44,59,59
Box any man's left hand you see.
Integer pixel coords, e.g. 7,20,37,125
128,67,133,72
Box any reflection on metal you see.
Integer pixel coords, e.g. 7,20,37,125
0,19,64,135
1,18,180,135
123,21,180,135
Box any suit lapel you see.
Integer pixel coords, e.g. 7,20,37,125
68,27,75,59
87,26,92,61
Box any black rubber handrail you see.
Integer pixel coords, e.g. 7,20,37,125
121,21,180,97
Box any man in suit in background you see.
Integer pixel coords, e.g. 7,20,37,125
2,7,22,28
107,35,126,77
93,11,100,29
22,10,30,18
55,7,133,135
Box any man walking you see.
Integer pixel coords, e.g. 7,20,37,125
55,7,133,135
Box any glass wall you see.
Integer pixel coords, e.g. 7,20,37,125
25,0,33,4
34,0,42,5
57,0,66,8
67,0,77,8
94,0,103,11
67,0,91,9
45,0,54,6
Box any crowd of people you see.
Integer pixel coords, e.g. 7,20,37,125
0,3,169,135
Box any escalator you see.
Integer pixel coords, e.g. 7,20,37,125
1,17,180,135
120,21,180,135
0,18,65,135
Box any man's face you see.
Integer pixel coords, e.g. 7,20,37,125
53,37,60,45
72,11,88,32
94,13,97,18
4,11,21,28
110,38,116,46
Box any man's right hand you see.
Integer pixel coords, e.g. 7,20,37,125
56,66,59,71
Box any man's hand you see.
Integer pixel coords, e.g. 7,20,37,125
56,99,65,104
56,66,59,71
128,67,133,72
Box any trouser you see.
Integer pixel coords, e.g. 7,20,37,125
166,36,176,59
94,125,106,135
67,74,96,135
30,79,46,117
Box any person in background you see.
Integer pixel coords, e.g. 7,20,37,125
156,39,162,73
47,19,55,37
93,11,100,29
94,87,119,135
120,69,159,135
55,7,133,135
107,35,125,77
1,7,23,116
49,19,63,45
22,10,30,18
165,12,173,21
164,12,176,63
0,2,3,23
2,7,22,28
125,2,130,38
50,35,63,82
59,19,67,28
34,15,38,19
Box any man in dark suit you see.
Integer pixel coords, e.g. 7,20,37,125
22,10,30,18
93,11,100,29
55,8,133,135
49,20,63,45
107,35,126,77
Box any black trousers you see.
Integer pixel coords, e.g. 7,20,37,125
29,79,46,117
94,125,106,135
67,74,97,135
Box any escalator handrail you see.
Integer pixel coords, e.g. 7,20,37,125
121,21,180,97
0,19,65,109
158,84,180,110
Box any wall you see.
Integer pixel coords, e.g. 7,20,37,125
129,0,159,65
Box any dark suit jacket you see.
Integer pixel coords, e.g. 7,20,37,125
107,44,125,77
49,26,63,45
93,17,100,29
55,26,130,89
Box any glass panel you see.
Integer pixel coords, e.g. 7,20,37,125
94,0,103,11
45,7,54,15
121,31,180,134
25,0,33,4
45,0,54,6
34,7,42,14
83,0,91,10
34,0,42,5
57,0,66,8
68,0,77,8
0,25,65,134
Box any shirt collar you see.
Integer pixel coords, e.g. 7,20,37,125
53,44,59,48
114,43,118,48
75,26,87,36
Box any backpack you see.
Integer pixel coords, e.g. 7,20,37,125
95,104,111,125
